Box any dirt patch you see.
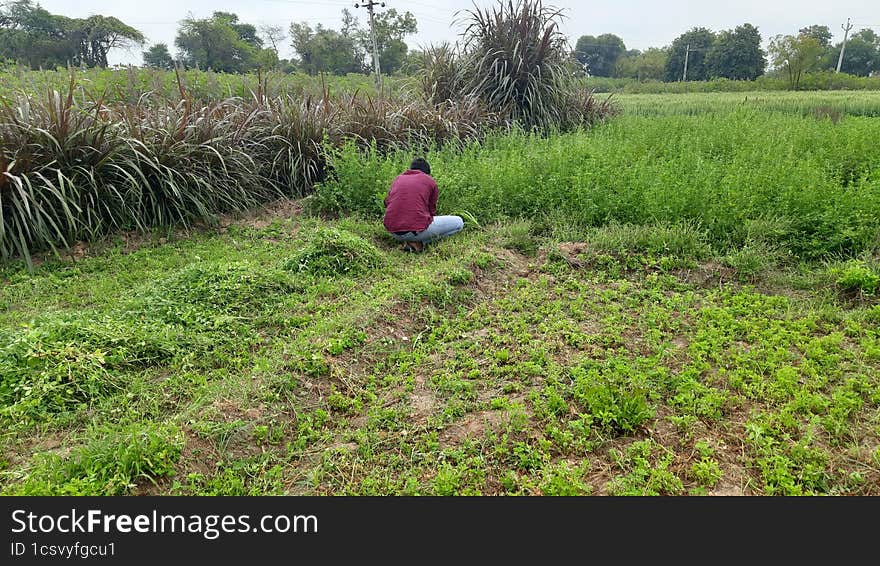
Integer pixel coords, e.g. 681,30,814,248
672,262,737,289
557,242,591,263
210,398,264,421
220,198,304,231
177,429,220,478
439,410,505,445
409,373,436,423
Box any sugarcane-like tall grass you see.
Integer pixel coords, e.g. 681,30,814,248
414,0,617,132
0,72,502,265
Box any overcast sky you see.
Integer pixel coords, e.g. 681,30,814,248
33,0,880,66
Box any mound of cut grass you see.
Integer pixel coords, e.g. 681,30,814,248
284,228,382,277
0,315,179,422
134,261,296,326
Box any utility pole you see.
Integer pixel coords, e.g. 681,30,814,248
836,18,853,73
355,1,386,93
682,44,690,82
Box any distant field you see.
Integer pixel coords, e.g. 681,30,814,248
2,67,879,109
0,67,405,102
615,91,880,117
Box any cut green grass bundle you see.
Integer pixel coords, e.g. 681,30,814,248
284,227,383,277
0,314,179,424
134,261,297,326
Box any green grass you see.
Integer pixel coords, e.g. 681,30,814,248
1,88,879,496
314,108,880,262
1,209,878,496
0,67,408,104
615,91,880,117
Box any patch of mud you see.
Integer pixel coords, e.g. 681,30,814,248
672,262,737,289
439,410,505,445
220,199,304,231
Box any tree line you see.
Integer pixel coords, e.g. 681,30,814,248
0,0,144,69
575,24,880,85
2,0,878,86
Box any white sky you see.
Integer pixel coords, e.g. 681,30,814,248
31,0,880,65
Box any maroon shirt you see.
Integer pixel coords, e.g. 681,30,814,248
383,170,438,233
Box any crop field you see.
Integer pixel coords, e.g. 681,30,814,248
1,87,879,496
616,91,880,117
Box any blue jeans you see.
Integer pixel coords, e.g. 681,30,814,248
391,216,464,244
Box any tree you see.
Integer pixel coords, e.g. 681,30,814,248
0,1,143,69
175,12,273,73
768,34,824,89
665,27,715,81
705,23,765,80
823,29,880,76
355,8,417,75
143,43,174,70
799,25,832,48
212,12,261,48
289,9,416,76
573,33,626,77
615,47,668,80
259,24,285,56
68,15,144,68
289,21,364,75
0,0,70,68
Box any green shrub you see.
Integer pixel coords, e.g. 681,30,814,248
831,261,880,297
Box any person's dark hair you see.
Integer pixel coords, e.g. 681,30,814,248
410,157,431,176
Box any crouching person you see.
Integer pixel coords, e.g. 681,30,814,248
383,157,464,253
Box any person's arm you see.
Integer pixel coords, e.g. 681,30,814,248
429,180,439,216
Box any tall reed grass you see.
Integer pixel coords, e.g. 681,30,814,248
0,76,509,265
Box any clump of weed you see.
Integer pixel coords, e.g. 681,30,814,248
136,261,296,325
689,440,723,487
537,462,593,496
447,266,474,286
4,423,184,495
588,220,712,260
570,362,655,435
173,454,287,495
284,228,382,277
0,315,178,423
828,260,880,299
606,439,684,496
499,221,540,257
722,240,785,280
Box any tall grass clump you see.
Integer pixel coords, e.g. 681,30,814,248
416,0,617,132
4,423,184,495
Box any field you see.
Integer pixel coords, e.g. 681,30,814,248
1,90,879,496
616,91,880,117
